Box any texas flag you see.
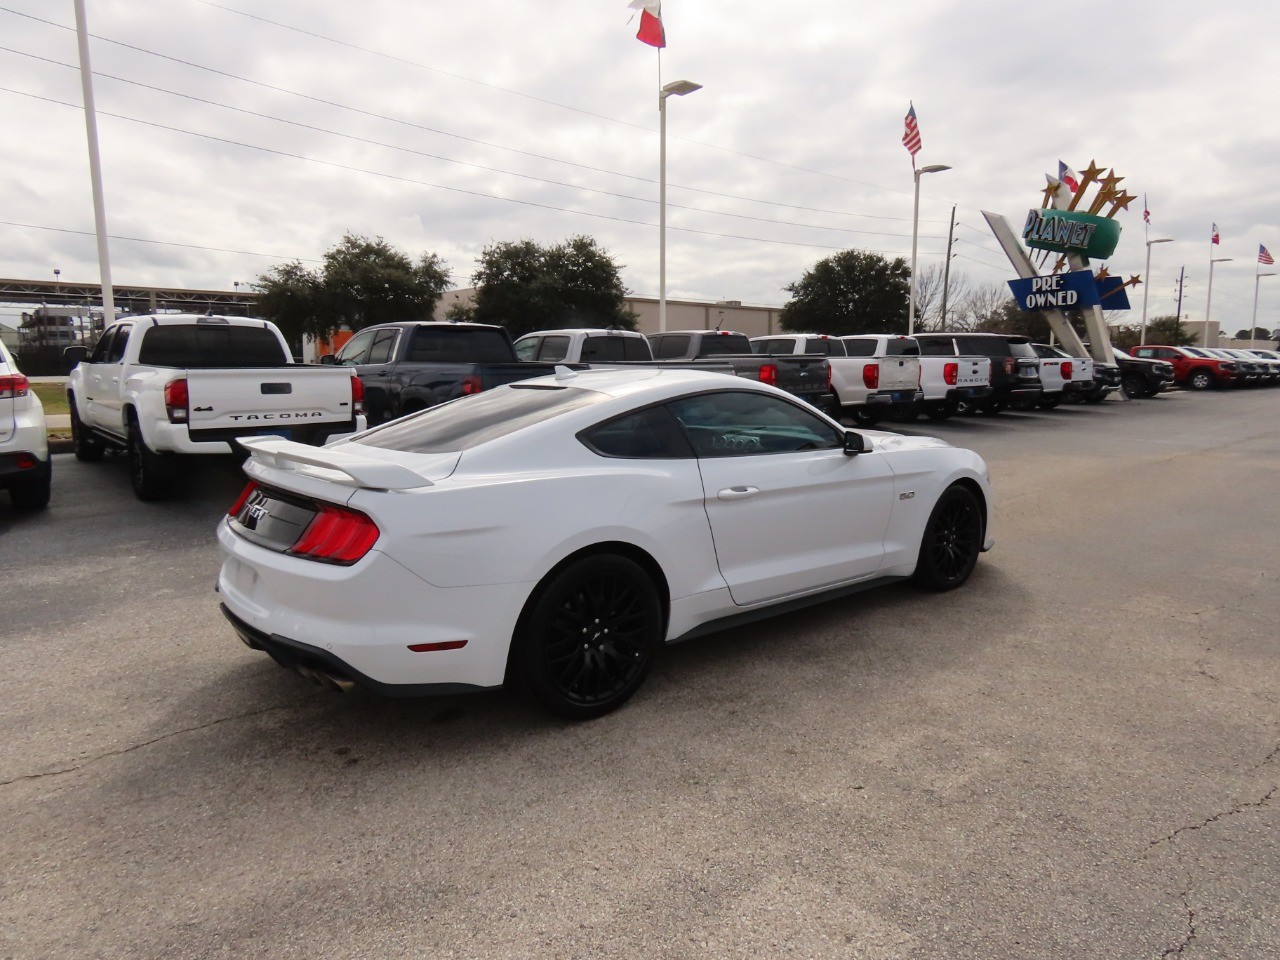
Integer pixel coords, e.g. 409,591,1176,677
1211,223,1220,245
628,0,665,48
1058,161,1081,194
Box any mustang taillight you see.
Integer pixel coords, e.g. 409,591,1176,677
461,374,484,395
759,363,778,386
863,363,879,389
164,378,189,423
351,375,365,414
943,362,958,386
290,504,380,565
1061,361,1072,379
227,481,259,517
0,373,30,399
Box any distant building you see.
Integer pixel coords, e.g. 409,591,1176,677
18,306,98,349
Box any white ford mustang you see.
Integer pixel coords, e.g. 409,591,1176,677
218,366,994,718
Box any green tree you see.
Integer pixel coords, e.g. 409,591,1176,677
977,300,1052,340
256,233,450,343
255,261,324,353
1234,326,1271,341
780,250,910,335
1143,315,1197,346
469,236,636,337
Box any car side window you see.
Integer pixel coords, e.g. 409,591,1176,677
915,338,955,357
89,328,117,363
538,336,571,362
335,328,377,365
842,338,877,357
366,329,398,364
579,405,694,459
514,337,540,361
106,324,132,363
667,391,843,458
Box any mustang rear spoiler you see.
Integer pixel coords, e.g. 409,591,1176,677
238,436,435,491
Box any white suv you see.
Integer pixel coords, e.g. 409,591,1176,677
0,340,51,510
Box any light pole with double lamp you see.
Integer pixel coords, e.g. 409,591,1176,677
1204,256,1233,345
908,164,951,336
1139,238,1173,345
1251,270,1276,349
658,79,701,333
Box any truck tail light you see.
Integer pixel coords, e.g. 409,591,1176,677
759,363,778,386
227,481,259,517
290,504,380,565
0,373,30,399
943,362,958,386
1004,358,1016,375
863,363,879,389
461,374,484,395
164,378,189,423
351,375,365,414
827,363,833,391
1061,361,1072,379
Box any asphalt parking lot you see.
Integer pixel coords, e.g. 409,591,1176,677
2,388,1277,959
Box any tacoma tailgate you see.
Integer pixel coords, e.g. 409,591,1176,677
184,367,357,436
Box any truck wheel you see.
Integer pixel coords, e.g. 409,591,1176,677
1121,373,1148,399
69,401,105,462
512,555,662,720
825,392,845,421
127,416,174,502
1038,396,1061,410
852,408,881,426
9,472,51,511
924,403,956,421
913,484,983,591
1187,370,1215,391
981,402,1006,415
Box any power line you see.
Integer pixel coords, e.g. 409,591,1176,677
1,6,940,225
0,46,940,242
0,218,323,261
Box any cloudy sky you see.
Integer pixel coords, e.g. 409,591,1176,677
2,0,1278,331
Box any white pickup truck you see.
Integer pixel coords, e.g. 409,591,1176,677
911,346,993,420
751,333,920,423
66,314,367,500
1030,344,1094,409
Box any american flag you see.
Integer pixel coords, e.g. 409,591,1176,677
902,103,921,159
1262,244,1275,266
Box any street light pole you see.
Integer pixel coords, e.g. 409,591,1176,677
1205,256,1233,346
1139,238,1173,345
1251,270,1276,348
658,79,701,333
908,164,951,336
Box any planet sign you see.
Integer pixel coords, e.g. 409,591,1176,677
1021,208,1120,261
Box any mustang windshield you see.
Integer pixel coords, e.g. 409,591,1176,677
352,385,606,453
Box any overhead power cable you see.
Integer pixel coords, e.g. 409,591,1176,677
0,46,937,242
0,218,323,261
0,6,943,225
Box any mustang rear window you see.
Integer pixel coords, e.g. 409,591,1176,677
352,386,606,453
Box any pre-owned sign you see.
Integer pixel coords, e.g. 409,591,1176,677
1007,270,1101,311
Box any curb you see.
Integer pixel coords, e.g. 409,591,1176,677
49,437,74,454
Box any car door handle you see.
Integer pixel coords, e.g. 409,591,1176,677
717,486,760,501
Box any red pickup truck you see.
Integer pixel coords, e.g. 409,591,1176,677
1128,345,1239,390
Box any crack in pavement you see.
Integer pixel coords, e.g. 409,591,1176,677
1147,742,1279,958
0,704,293,787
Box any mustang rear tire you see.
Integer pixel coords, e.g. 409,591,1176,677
514,555,663,720
913,484,983,591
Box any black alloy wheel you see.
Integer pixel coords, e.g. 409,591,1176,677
1121,374,1147,399
69,401,105,462
516,555,662,719
913,485,983,591
127,416,172,502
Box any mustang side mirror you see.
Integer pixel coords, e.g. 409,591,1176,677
843,431,866,456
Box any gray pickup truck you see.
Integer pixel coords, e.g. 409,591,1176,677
322,321,571,425
646,330,831,408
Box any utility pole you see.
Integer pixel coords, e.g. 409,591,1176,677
1174,265,1186,343
940,204,956,329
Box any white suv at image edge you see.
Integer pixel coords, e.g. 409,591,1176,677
0,340,51,510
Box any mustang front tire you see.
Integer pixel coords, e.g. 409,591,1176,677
913,484,983,591
514,555,663,720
